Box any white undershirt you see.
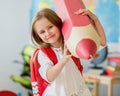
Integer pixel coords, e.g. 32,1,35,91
38,47,91,96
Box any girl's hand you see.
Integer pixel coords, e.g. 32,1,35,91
75,9,98,22
61,44,72,64
90,53,99,59
75,8,106,46
46,45,72,82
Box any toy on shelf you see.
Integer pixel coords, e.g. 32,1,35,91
89,46,108,70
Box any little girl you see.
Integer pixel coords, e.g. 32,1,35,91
31,8,106,96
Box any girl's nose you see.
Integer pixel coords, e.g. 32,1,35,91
45,30,50,35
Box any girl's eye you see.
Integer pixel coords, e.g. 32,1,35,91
48,26,53,29
40,30,45,34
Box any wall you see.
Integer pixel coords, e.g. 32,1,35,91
0,0,31,95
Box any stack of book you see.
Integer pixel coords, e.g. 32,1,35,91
104,57,120,77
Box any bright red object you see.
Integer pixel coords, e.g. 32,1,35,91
0,90,17,96
54,0,100,59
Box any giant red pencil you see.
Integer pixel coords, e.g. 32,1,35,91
54,0,100,59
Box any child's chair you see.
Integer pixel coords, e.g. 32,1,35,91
0,90,17,96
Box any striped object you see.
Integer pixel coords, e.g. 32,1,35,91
32,82,39,96
104,57,120,77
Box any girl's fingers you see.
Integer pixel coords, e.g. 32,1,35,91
74,9,83,14
63,44,71,56
75,9,97,21
90,53,99,59
74,9,88,15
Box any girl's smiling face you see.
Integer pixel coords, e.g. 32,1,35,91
34,17,62,48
